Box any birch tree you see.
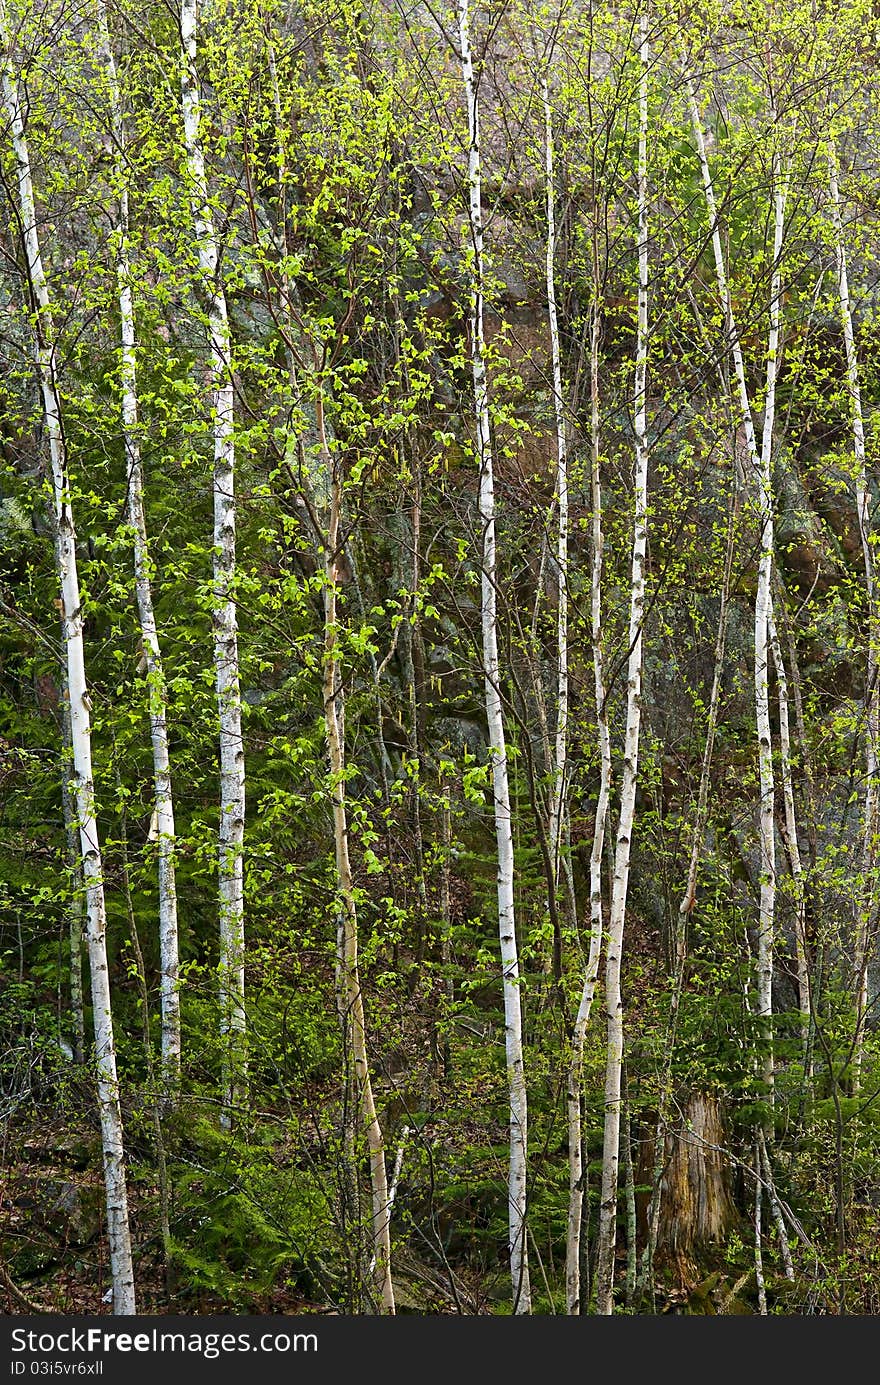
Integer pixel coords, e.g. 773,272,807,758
754,90,787,1115
543,66,569,901
0,0,135,1313
594,10,650,1315
769,604,811,1047
686,64,789,1125
95,0,181,1087
563,16,611,1313
828,141,877,1085
457,0,531,1313
179,0,246,1122
61,694,86,1065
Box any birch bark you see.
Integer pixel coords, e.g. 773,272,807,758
179,0,246,1121
595,13,649,1314
543,71,569,897
458,0,531,1313
828,144,877,1085
687,74,785,1125
769,604,810,1046
754,1141,767,1315
565,156,609,1315
755,110,787,1116
96,0,181,1086
0,0,135,1312
61,692,86,1065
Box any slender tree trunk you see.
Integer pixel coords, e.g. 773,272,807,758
565,172,609,1316
439,769,454,1079
754,107,787,1122
458,0,531,1313
757,1127,794,1282
388,246,429,945
321,407,395,1314
96,0,181,1088
674,500,737,970
754,1140,767,1315
774,576,820,1102
595,14,649,1315
0,0,135,1312
370,1126,409,1276
622,1079,638,1310
688,74,785,1128
61,692,86,1066
180,0,246,1123
769,603,810,1050
829,143,877,1086
113,757,174,1293
543,70,568,899
635,493,738,1310
402,472,428,942
259,25,392,1304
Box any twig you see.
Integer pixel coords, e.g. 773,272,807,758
0,1254,51,1313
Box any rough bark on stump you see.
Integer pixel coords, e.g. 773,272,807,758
637,1090,738,1288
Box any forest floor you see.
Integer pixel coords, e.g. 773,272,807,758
1,1105,317,1316
0,1100,752,1318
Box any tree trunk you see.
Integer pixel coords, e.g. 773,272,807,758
636,491,738,1311
754,1141,767,1316
543,70,569,901
0,0,135,1312
260,26,393,1305
754,104,787,1123
180,0,246,1123
61,690,86,1066
97,0,181,1089
458,0,531,1313
595,14,649,1315
687,73,787,1127
321,414,395,1314
829,143,877,1087
769,604,810,1049
565,116,609,1314
636,1091,738,1291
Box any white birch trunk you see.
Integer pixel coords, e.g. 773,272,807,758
369,1126,409,1275
769,604,810,1046
828,145,877,1084
458,0,530,1313
0,1,135,1312
754,116,787,1116
675,502,737,965
686,78,761,470
754,1142,767,1315
543,71,568,893
757,1126,794,1281
565,205,609,1315
96,0,180,1086
595,15,649,1314
542,70,602,1300
687,75,781,1123
61,692,86,1065
180,0,246,1121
